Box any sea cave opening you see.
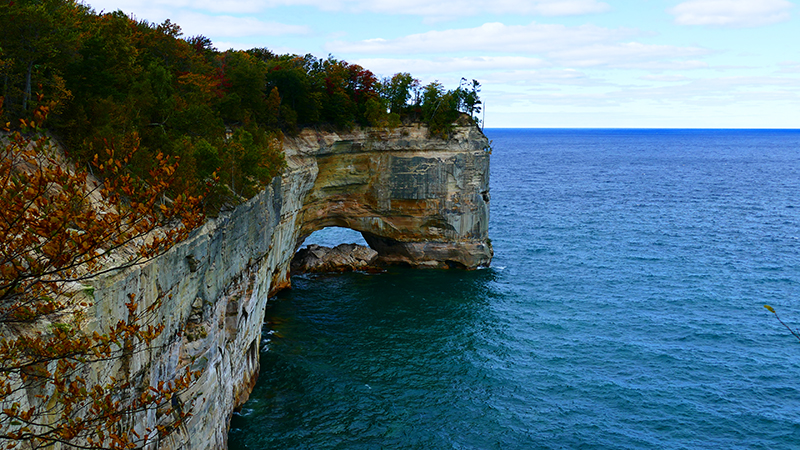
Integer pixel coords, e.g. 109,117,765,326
290,226,385,274
298,226,368,249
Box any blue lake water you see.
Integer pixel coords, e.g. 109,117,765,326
228,129,800,449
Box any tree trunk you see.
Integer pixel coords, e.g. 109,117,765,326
22,61,33,113
2,72,8,111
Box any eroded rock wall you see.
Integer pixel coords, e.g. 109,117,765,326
84,122,491,448
291,124,492,268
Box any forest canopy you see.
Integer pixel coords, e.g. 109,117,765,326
0,0,483,202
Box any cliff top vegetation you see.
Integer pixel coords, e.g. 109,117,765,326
0,0,483,205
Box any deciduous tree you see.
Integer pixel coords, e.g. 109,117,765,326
0,100,204,449
380,72,419,116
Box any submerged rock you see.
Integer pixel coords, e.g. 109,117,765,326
291,243,379,273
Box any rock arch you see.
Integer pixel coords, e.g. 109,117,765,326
291,124,493,269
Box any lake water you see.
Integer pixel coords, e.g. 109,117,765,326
228,129,800,449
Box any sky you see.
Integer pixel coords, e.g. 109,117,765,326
82,0,800,128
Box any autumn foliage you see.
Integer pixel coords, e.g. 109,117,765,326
0,99,205,448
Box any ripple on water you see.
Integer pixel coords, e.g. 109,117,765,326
229,130,800,450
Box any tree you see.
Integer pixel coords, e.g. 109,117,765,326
264,86,281,128
217,51,266,125
264,57,319,127
419,81,461,139
380,72,419,116
221,126,285,199
456,78,482,120
0,0,80,117
0,100,205,448
419,81,444,121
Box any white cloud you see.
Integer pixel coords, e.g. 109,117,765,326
84,1,310,36
212,41,257,51
355,0,611,18
776,61,800,73
552,42,710,68
329,22,711,70
87,0,269,15
482,69,609,86
351,56,548,76
489,75,800,112
173,12,310,37
619,76,800,104
526,0,611,16
669,0,793,27
171,0,266,14
640,74,692,81
613,60,711,70
328,22,637,55
85,0,610,18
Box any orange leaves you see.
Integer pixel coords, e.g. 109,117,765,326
125,297,138,317
1,101,204,448
86,134,205,261
0,292,200,448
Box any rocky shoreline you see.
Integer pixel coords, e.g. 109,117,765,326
291,243,382,274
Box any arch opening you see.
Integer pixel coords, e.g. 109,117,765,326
298,226,368,250
290,226,379,275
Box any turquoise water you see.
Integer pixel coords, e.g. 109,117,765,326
228,129,800,449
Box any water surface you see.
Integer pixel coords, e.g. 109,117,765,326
229,129,800,449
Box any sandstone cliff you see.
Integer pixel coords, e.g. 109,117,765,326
84,122,492,448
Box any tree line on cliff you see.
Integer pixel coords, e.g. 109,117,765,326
0,0,482,203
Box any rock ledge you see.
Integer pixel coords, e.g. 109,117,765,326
291,243,380,273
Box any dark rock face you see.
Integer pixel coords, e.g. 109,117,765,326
291,243,379,273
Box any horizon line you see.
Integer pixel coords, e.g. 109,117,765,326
483,127,800,130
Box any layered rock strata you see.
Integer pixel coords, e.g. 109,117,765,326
293,124,492,268
76,123,491,448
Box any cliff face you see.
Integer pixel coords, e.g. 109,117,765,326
88,123,492,448
291,124,492,269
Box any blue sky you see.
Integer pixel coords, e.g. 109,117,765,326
84,0,799,128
